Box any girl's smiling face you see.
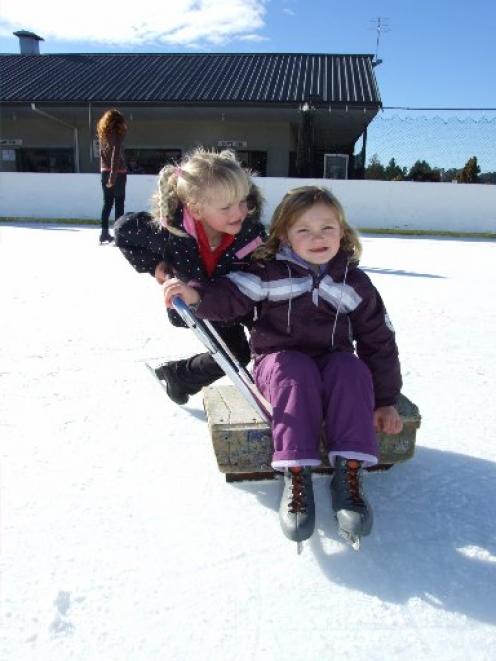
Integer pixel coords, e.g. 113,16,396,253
285,202,343,265
189,187,249,241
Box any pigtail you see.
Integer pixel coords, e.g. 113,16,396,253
151,163,188,237
156,166,168,226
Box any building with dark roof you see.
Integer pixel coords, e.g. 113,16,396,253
0,31,382,177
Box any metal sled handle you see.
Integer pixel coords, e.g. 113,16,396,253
172,296,272,423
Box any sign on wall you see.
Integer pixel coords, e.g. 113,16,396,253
324,154,349,179
217,140,248,149
0,138,23,146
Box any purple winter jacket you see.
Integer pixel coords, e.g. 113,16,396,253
195,246,402,407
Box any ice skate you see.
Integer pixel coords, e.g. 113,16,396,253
152,361,190,405
279,467,315,547
99,231,114,245
330,457,373,550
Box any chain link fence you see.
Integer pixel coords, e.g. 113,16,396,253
363,109,496,182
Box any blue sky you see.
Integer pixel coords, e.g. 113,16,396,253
2,0,495,170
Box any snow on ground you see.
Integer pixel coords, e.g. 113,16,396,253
1,223,495,661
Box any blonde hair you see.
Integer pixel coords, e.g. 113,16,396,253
151,148,259,236
254,185,362,262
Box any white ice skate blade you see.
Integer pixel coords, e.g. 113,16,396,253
144,359,165,373
338,529,360,551
144,362,169,391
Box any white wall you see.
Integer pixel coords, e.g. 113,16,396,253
1,172,495,233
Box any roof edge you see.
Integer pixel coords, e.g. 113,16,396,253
0,51,376,58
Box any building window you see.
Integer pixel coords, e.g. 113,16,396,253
235,151,267,177
125,149,182,174
16,148,74,173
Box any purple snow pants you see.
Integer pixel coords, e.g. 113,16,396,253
253,350,379,469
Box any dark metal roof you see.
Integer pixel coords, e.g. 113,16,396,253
0,53,381,106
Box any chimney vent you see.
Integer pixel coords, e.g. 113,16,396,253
13,30,44,55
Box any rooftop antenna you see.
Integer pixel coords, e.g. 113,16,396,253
369,16,390,66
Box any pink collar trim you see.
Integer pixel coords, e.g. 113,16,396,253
182,205,198,239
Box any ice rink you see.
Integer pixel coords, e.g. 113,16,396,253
1,223,495,660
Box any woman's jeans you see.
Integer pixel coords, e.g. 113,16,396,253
101,172,127,232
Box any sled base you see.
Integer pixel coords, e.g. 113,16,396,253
203,385,421,482
224,464,394,483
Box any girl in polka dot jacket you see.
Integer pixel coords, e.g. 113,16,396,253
114,148,266,405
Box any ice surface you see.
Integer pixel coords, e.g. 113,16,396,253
1,224,495,660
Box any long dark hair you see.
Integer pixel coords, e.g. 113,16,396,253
96,109,127,147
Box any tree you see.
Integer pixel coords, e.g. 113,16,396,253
479,171,496,184
407,160,440,182
457,156,481,183
440,168,460,183
365,154,386,180
384,158,406,181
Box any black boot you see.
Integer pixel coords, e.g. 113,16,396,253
99,231,114,244
154,362,191,405
279,467,315,542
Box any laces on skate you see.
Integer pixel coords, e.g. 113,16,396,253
344,459,364,506
288,468,307,514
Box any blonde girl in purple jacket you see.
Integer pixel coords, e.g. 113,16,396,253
163,186,403,549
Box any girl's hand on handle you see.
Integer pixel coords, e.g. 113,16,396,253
373,405,403,435
163,278,201,309
154,261,170,285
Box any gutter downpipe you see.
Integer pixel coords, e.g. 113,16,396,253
30,103,80,172
88,103,93,161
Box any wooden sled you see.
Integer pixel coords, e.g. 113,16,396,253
171,296,421,483
203,385,421,482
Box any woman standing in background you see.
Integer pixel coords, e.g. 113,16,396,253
96,109,128,244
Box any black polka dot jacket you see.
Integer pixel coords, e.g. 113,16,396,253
114,195,267,327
